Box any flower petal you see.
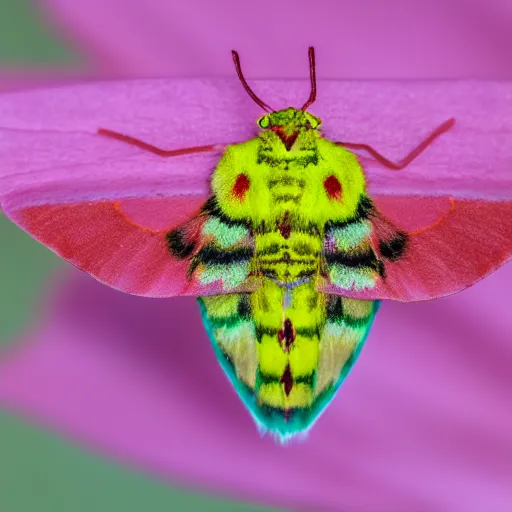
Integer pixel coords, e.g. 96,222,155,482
40,0,512,79
1,79,511,203
1,266,511,510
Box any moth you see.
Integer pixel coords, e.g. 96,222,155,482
1,48,511,443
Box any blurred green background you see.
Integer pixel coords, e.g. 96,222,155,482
0,2,287,511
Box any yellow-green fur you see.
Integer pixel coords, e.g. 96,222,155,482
191,108,379,441
212,128,366,227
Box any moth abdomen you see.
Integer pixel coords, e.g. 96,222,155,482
200,276,378,442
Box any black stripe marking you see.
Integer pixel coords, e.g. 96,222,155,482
260,255,316,265
201,196,251,229
273,194,303,203
342,314,373,329
326,296,343,322
296,269,317,280
324,195,374,231
167,227,195,259
207,296,252,329
292,241,319,256
188,244,253,278
196,245,253,265
237,294,252,320
258,370,315,388
294,326,322,338
257,151,319,168
379,232,408,261
255,325,321,340
258,243,282,256
256,220,320,236
258,268,278,280
208,313,243,329
255,326,271,340
324,248,385,277
325,296,373,327
268,176,306,189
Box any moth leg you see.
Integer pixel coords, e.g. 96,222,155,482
97,128,229,157
335,117,455,170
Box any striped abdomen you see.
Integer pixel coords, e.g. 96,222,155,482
199,280,378,441
253,216,322,283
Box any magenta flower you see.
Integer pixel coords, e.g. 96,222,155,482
1,1,512,510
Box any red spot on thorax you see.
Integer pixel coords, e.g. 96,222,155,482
233,174,250,200
278,318,296,352
324,175,342,201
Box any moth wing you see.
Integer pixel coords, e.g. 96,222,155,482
5,194,258,296
320,193,512,302
0,80,261,297
372,196,512,301
316,82,512,302
2,80,512,300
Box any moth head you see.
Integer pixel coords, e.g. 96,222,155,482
257,109,321,131
255,108,321,150
232,47,319,144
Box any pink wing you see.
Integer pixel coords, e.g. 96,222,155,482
0,79,255,297
1,79,511,300
320,195,512,301
6,196,220,297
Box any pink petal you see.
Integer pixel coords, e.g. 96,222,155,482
1,266,511,511
40,0,512,79
0,79,510,206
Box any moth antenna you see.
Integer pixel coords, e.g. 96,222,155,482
232,50,273,112
301,47,317,111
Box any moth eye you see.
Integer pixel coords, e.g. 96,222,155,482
232,173,250,200
324,175,342,201
258,116,270,129
304,113,320,129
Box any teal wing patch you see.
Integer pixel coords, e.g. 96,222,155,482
321,196,411,296
322,196,384,292
167,197,256,292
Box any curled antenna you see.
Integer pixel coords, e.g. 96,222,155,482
232,50,273,112
301,47,317,111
